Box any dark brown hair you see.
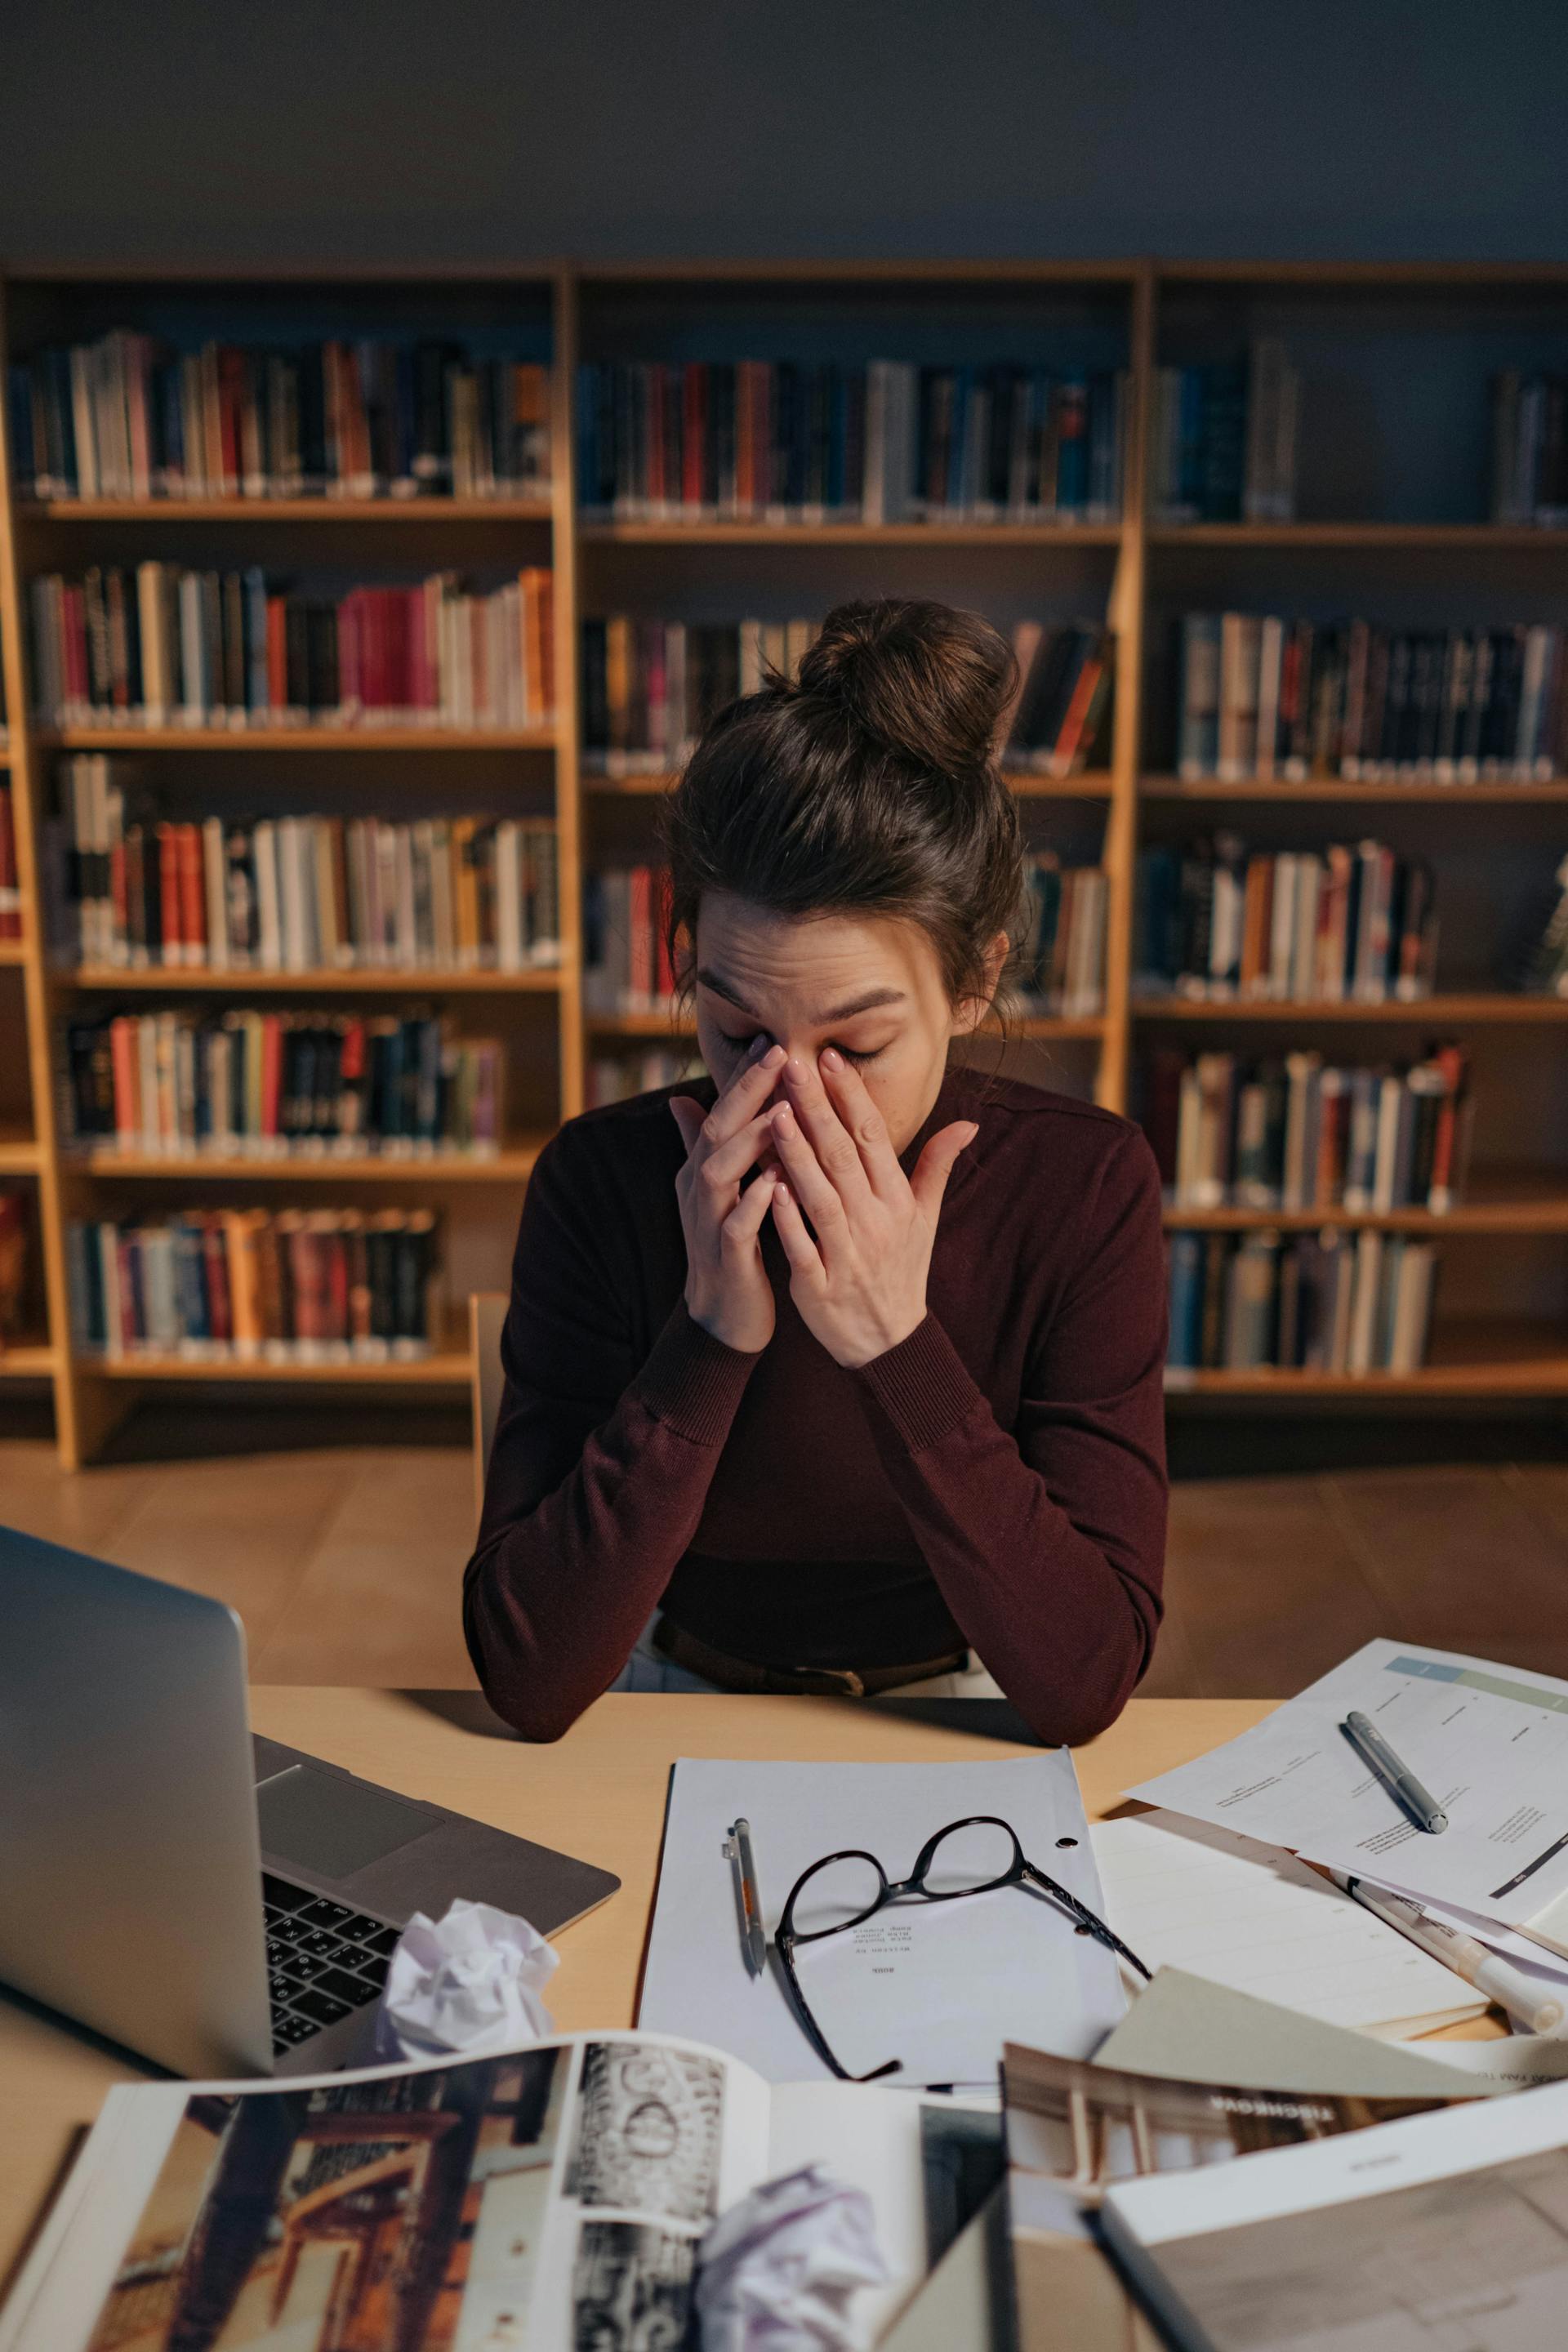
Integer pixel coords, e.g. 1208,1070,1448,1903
660,598,1025,1013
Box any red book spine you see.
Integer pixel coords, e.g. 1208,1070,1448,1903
267,595,287,716
157,824,181,964
109,1015,138,1147
327,1227,350,1343
202,1219,233,1346
0,786,20,940
261,1014,282,1143
339,590,361,719
217,350,244,495
176,822,205,964
646,364,666,510
682,365,706,512
735,364,755,515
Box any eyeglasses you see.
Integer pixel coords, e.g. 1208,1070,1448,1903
774,1814,1151,2082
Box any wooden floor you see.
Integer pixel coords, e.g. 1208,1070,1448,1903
2,1402,1566,1697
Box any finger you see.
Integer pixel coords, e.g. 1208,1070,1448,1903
779,1054,873,1209
768,1179,826,1285
699,1110,780,1192
722,1158,778,1248
703,1038,787,1149
909,1120,979,1219
768,1102,849,1241
817,1049,906,1197
668,1095,706,1157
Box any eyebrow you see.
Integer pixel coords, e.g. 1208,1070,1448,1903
695,968,907,1023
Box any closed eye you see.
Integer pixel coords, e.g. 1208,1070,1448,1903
717,1032,884,1067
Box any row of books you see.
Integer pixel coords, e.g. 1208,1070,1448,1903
586,1049,703,1108
0,1192,28,1346
581,617,818,771
583,866,676,1013
1166,1226,1437,1377
60,1012,507,1160
1150,342,1299,523
1003,623,1114,774
0,782,20,941
55,762,561,973
9,332,552,501
1175,614,1568,781
1142,1045,1472,1213
577,361,1126,524
68,1208,442,1362
1525,853,1568,997
1135,835,1437,1003
29,567,556,732
1016,857,1107,1016
1491,372,1568,527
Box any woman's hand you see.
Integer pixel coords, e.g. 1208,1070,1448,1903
765,1050,978,1368
669,1037,787,1354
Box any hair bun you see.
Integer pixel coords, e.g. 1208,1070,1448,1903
795,599,1015,776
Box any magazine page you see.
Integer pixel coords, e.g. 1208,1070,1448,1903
0,2033,772,2352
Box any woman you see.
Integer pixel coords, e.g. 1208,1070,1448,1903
465,599,1167,1744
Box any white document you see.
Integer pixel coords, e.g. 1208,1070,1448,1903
1126,1638,1568,1947
1092,1811,1484,2034
638,1755,1125,2085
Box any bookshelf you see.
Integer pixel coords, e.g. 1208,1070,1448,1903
0,259,1566,1461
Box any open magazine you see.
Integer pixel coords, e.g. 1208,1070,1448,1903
0,2031,973,2352
1001,2038,1482,2352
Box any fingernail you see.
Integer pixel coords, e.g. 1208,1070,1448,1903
772,1104,795,1132
820,1046,843,1072
785,1057,808,1085
774,1183,790,1205
761,1043,785,1069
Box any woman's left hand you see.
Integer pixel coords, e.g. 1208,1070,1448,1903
764,1051,978,1369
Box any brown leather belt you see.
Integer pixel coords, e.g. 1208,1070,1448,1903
651,1616,968,1699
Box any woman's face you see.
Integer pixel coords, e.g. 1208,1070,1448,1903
692,893,996,1153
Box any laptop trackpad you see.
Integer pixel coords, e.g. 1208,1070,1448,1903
257,1762,432,1882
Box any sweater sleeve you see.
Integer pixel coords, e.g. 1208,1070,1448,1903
463,1126,761,1740
848,1126,1168,1746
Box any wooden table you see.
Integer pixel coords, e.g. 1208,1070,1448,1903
0,1690,1270,2294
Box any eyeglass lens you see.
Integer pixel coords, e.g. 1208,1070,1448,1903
917,1818,1020,1895
789,1852,887,1939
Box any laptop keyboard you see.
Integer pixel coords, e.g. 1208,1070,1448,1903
263,1873,401,2052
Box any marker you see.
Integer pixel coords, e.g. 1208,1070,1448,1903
1341,1709,1448,1833
726,1818,768,1978
1330,1871,1566,2036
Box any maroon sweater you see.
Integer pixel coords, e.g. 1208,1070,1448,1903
464,1065,1168,1744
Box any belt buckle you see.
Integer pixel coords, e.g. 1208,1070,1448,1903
805,1665,866,1699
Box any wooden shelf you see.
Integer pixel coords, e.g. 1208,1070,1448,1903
579,519,1124,546
1166,1320,1568,1399
1148,522,1568,549
87,1343,473,1386
1164,1174,1568,1235
1141,775,1568,805
0,1343,58,1379
23,497,555,523
67,963,561,994
79,1143,545,1183
39,726,557,752
586,1008,693,1037
0,1130,42,1174
0,940,27,965
1133,995,1568,1024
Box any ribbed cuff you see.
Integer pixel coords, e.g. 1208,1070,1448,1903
851,1312,986,1454
632,1298,762,1445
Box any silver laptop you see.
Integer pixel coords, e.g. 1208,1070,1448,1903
0,1524,620,2079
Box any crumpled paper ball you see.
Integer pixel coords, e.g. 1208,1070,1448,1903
694,2163,890,2352
368,1897,559,2064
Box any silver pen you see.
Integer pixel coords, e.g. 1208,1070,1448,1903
1341,1709,1448,1833
725,1818,768,1977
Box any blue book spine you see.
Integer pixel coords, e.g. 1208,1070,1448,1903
1178,369,1205,511
947,369,971,513
7,364,36,493
1166,1232,1205,1369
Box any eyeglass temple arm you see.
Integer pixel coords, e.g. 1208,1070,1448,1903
777,1936,905,2082
1022,1862,1152,1980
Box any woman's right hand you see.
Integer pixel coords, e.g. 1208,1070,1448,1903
670,1037,787,1353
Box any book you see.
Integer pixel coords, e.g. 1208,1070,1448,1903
586,1048,706,1107
0,1191,29,1346
1134,835,1437,1003
1100,2071,1568,2352
51,761,559,973
1140,1045,1472,1213
61,1010,507,1160
581,614,808,771
578,359,1125,525
1152,342,1299,524
7,333,551,502
1491,368,1568,527
1520,851,1568,996
582,866,676,1014
1005,623,1116,774
0,2031,962,2352
1176,612,1568,780
0,779,20,940
67,1206,439,1362
1164,1228,1438,1379
1014,856,1108,1017
30,567,555,731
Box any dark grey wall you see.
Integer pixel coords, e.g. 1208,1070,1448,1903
2,0,1566,269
